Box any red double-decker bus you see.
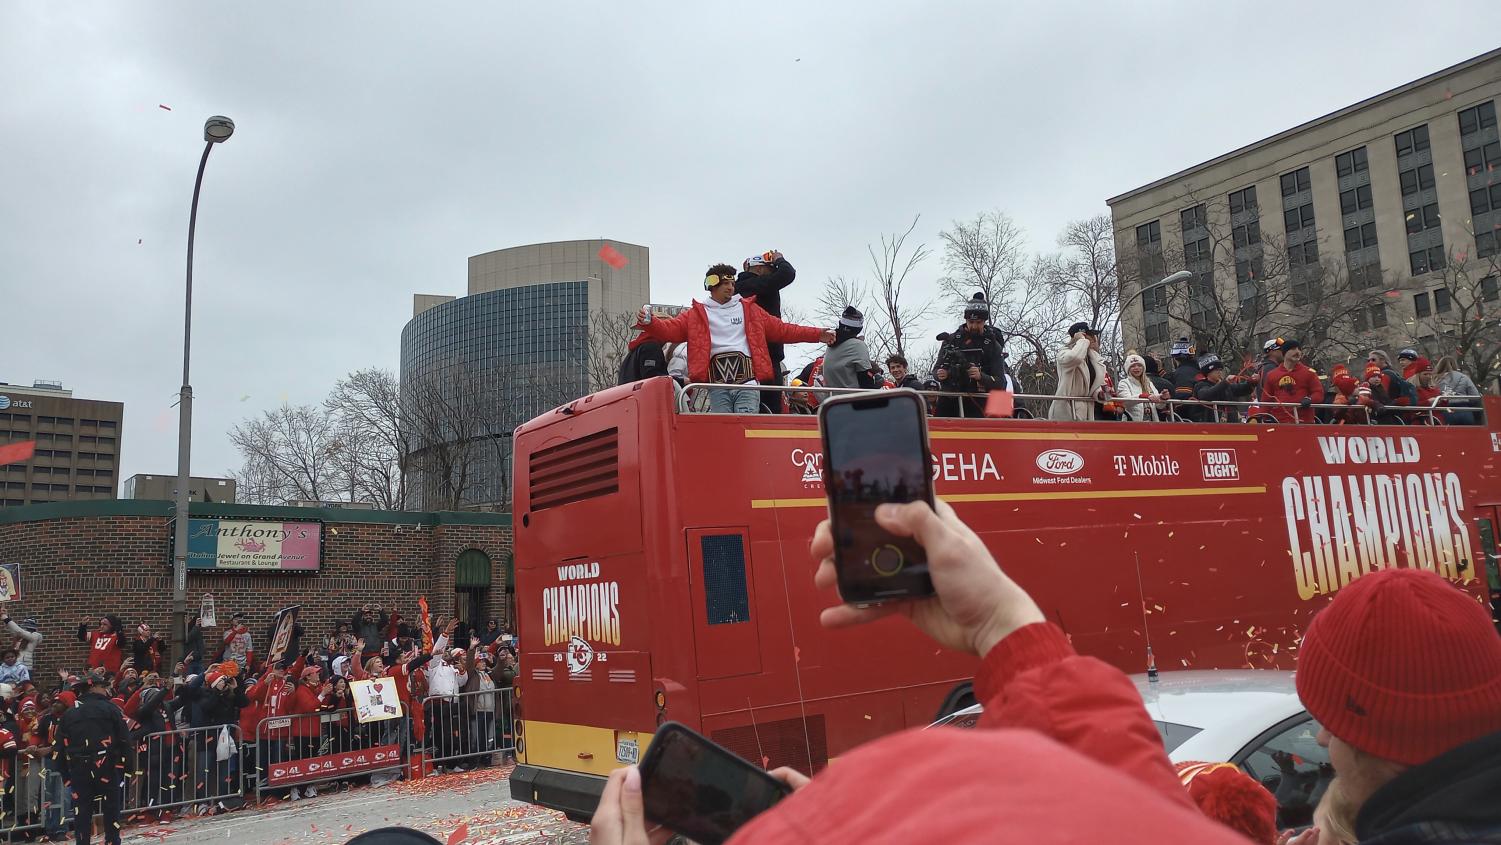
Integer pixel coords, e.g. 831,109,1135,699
508,378,1501,819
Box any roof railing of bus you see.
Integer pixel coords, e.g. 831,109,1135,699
671,382,1486,425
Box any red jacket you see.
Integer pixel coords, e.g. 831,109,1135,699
733,624,1244,844
1259,362,1324,423
631,296,823,384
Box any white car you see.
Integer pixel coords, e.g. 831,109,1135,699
929,670,1330,828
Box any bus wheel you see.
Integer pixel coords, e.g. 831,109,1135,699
932,681,977,722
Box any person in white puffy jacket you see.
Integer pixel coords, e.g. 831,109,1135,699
1116,353,1169,421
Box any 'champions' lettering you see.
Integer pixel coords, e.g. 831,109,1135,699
1281,472,1472,601
543,578,621,647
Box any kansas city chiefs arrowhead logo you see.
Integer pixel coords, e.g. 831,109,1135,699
566,636,594,675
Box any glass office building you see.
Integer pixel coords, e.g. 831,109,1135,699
401,239,651,511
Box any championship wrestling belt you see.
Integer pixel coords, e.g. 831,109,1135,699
709,352,753,385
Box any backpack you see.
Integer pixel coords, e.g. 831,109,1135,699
618,342,669,385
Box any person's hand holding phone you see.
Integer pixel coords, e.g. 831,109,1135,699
812,499,1044,657
590,766,672,845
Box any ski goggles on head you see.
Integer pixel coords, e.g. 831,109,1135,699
704,273,735,289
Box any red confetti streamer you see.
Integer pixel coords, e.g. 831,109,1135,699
597,244,628,269
447,823,470,845
0,440,36,467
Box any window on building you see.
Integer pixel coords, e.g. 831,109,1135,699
1288,240,1320,267
1136,220,1162,247
1410,247,1441,276
1406,203,1441,234
1336,147,1369,178
1479,231,1499,259
1482,276,1499,302
1459,101,1497,136
1232,220,1260,248
1228,186,1257,215
1394,125,1430,157
1235,257,1264,283
1464,142,1500,177
1351,260,1383,290
1344,222,1378,252
1284,203,1315,234
1280,168,1311,197
1339,185,1373,214
1400,164,1436,196
1368,303,1389,329
1434,288,1452,313
1184,237,1211,266
1145,320,1170,346
99,420,116,429
1410,291,1434,318
1471,184,1501,216
1180,205,1206,231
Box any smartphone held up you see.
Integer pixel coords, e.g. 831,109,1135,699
817,388,937,605
638,721,793,845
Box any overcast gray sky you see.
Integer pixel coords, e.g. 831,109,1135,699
3,2,1498,486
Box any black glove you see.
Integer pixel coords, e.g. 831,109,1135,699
1300,397,1313,408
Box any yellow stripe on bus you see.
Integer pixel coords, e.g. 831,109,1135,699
517,720,652,777
745,429,1258,443
750,485,1266,509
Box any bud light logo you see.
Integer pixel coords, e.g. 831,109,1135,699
1035,449,1084,476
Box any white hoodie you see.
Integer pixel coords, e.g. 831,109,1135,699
702,295,754,383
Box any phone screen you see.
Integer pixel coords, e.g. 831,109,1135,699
639,722,792,845
819,390,935,604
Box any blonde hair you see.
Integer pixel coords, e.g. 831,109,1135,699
1314,778,1359,845
1435,355,1459,376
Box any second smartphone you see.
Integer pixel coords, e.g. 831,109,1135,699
817,388,936,605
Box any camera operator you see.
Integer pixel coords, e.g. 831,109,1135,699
933,293,1013,418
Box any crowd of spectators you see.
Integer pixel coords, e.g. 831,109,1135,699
621,256,1488,425
0,604,518,840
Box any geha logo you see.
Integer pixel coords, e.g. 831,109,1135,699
1035,449,1084,476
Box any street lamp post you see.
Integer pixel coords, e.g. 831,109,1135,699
172,116,235,665
1120,269,1194,313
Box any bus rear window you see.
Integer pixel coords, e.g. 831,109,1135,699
701,534,750,625
1154,720,1203,752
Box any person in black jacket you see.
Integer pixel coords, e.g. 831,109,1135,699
1192,355,1256,422
885,355,921,390
934,293,1013,418
183,617,206,676
735,251,797,410
1166,338,1206,422
133,673,176,812
58,672,133,845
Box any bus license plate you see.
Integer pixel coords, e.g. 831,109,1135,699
616,739,639,765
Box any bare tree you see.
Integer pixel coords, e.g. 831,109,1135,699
938,210,1030,311
401,363,489,511
1042,215,1124,371
228,404,341,504
586,309,642,392
324,368,409,510
1406,247,1501,387
866,216,934,360
816,275,870,326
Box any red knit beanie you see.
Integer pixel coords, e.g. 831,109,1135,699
1296,568,1501,766
1175,761,1277,844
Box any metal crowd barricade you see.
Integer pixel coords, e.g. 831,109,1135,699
421,686,516,770
0,724,244,841
254,708,407,804
674,382,1489,427
123,724,245,816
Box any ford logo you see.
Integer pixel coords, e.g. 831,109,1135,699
1035,449,1084,475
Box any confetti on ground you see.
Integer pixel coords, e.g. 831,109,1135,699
447,823,470,845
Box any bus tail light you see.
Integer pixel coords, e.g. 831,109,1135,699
654,690,666,710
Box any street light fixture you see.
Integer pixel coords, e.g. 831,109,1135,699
172,116,234,665
1121,269,1194,312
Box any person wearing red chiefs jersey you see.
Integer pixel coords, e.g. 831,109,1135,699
76,615,124,676
1259,340,1324,424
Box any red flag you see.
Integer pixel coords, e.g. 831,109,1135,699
0,441,35,468
418,597,433,654
597,244,628,269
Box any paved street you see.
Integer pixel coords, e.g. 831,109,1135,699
118,766,587,845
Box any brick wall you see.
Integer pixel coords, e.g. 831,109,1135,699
0,501,510,683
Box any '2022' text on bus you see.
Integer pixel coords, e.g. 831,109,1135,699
508,378,1501,820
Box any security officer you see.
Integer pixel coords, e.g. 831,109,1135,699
58,671,132,845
